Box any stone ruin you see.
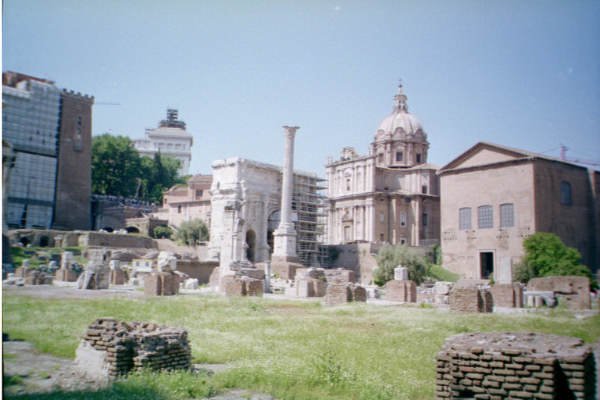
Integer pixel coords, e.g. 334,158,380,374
383,267,416,302
144,251,180,296
77,249,110,290
55,251,79,282
295,268,328,298
12,260,54,285
436,332,596,399
323,268,366,306
76,318,191,380
527,276,590,310
449,280,493,313
221,274,264,297
109,260,127,285
490,283,524,308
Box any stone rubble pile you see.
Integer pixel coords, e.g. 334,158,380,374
78,318,191,379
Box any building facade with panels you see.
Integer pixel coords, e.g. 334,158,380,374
2,71,94,230
133,109,193,176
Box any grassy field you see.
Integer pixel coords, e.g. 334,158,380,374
3,292,600,400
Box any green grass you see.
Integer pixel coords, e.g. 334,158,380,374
427,264,460,282
3,293,600,400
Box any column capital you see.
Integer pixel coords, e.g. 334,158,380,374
282,125,300,137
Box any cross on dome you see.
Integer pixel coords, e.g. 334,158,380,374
394,80,408,112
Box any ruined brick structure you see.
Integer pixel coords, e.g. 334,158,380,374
490,283,523,308
436,332,596,399
384,280,416,302
77,318,191,379
528,276,590,310
221,275,263,297
144,272,180,296
325,283,367,306
295,268,327,298
449,286,493,313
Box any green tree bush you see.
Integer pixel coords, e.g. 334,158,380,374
92,134,185,203
373,244,430,286
513,232,593,284
153,225,173,239
175,219,209,246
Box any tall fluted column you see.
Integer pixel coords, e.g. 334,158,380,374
273,126,299,258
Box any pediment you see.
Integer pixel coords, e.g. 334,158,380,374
441,142,530,171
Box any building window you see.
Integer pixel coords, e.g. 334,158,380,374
422,213,428,226
177,205,182,214
478,205,493,229
195,189,203,198
380,233,384,241
459,208,471,230
560,181,572,206
346,178,351,191
396,151,403,161
400,212,407,227
499,203,514,228
379,212,385,223
416,153,422,163
421,185,427,194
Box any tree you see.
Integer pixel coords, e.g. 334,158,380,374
92,134,184,203
513,232,592,283
175,219,209,246
153,225,173,239
373,244,430,286
92,134,141,197
139,153,183,204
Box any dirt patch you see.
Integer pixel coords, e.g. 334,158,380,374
3,340,104,395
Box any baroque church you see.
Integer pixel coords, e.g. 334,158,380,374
325,84,440,247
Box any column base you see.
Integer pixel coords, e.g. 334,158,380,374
270,255,303,280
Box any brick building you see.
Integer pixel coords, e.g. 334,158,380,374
439,142,599,282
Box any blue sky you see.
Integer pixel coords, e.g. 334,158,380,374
3,0,599,175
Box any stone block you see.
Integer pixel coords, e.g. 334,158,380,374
384,280,416,302
527,276,590,309
490,283,523,308
449,286,493,313
394,266,409,281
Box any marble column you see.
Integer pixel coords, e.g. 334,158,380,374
271,126,303,279
273,125,299,258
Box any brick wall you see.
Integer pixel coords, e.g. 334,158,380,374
528,276,590,309
78,318,190,379
436,332,595,399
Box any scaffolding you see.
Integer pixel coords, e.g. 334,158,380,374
292,174,327,266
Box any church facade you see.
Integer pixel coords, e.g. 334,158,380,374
325,84,440,247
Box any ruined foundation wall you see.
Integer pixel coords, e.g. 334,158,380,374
436,332,595,400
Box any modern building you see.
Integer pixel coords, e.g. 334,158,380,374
439,142,600,282
156,174,213,228
208,157,325,269
2,71,94,230
133,109,193,176
325,84,440,247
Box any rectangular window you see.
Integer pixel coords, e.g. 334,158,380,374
422,213,428,226
459,207,471,230
195,189,203,198
560,181,572,205
396,151,403,161
416,153,422,163
421,185,428,194
478,205,493,229
499,203,514,228
400,212,407,227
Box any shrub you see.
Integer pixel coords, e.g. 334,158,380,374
174,219,209,246
513,232,593,284
153,225,173,239
373,244,430,286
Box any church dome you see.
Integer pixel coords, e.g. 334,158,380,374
377,111,422,135
375,83,424,138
